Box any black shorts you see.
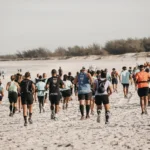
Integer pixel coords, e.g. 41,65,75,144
21,93,34,105
138,87,149,97
0,95,3,101
112,78,118,84
8,92,18,103
49,95,60,105
122,84,129,88
78,92,92,100
38,96,44,103
62,90,71,98
95,95,109,105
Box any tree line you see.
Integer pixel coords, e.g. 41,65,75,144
0,37,150,59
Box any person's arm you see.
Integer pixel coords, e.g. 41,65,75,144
87,73,92,84
45,79,49,90
108,85,113,96
1,88,4,97
32,83,35,94
6,82,10,91
93,80,97,92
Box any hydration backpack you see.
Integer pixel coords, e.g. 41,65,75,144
97,79,106,93
21,80,32,93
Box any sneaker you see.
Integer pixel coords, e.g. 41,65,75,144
24,122,27,126
51,113,55,119
141,112,145,115
43,107,45,112
105,120,109,124
54,114,58,121
9,112,13,117
91,110,94,115
28,118,33,124
80,116,85,120
86,115,90,119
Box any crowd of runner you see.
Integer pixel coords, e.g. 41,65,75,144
0,63,150,126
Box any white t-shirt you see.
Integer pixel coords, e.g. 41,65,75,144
36,81,46,96
95,78,111,96
120,70,130,84
63,80,72,90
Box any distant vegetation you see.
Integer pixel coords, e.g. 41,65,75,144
0,37,150,60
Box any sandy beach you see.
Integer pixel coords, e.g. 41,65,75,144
0,55,150,150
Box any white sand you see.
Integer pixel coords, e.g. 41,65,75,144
0,55,150,150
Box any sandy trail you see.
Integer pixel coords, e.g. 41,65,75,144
0,58,150,150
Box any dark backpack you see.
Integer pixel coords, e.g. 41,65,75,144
21,80,32,93
97,79,106,93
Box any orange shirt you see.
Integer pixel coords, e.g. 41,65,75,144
135,71,150,88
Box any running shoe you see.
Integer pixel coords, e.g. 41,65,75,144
28,118,33,124
24,122,27,126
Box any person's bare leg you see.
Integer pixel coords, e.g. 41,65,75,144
144,96,148,114
28,104,33,123
140,97,145,114
104,104,110,123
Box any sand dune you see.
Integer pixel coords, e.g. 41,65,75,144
0,57,150,150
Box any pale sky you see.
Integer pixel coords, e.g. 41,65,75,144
0,0,150,55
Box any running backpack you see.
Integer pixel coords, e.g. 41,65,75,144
21,79,32,93
97,79,106,93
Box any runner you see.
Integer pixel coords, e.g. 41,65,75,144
58,67,63,78
74,67,92,120
133,66,140,90
128,67,133,85
42,73,48,106
105,69,111,82
20,72,35,126
74,72,79,98
46,69,64,120
90,70,97,115
111,68,119,92
62,74,73,110
67,72,74,97
94,70,113,124
135,65,150,115
36,75,46,113
34,73,40,102
0,79,4,104
120,66,131,98
6,75,20,116
15,73,22,112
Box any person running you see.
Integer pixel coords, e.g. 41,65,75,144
62,74,73,110
74,67,92,120
67,72,74,96
36,75,46,113
111,68,119,92
105,69,111,82
2,71,5,79
34,73,40,102
128,67,133,85
120,66,131,98
135,65,150,115
133,66,140,90
90,70,97,115
20,72,35,126
58,67,63,78
145,68,150,106
94,70,113,124
46,69,64,120
0,79,4,104
42,73,48,106
6,75,20,116
15,73,22,112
